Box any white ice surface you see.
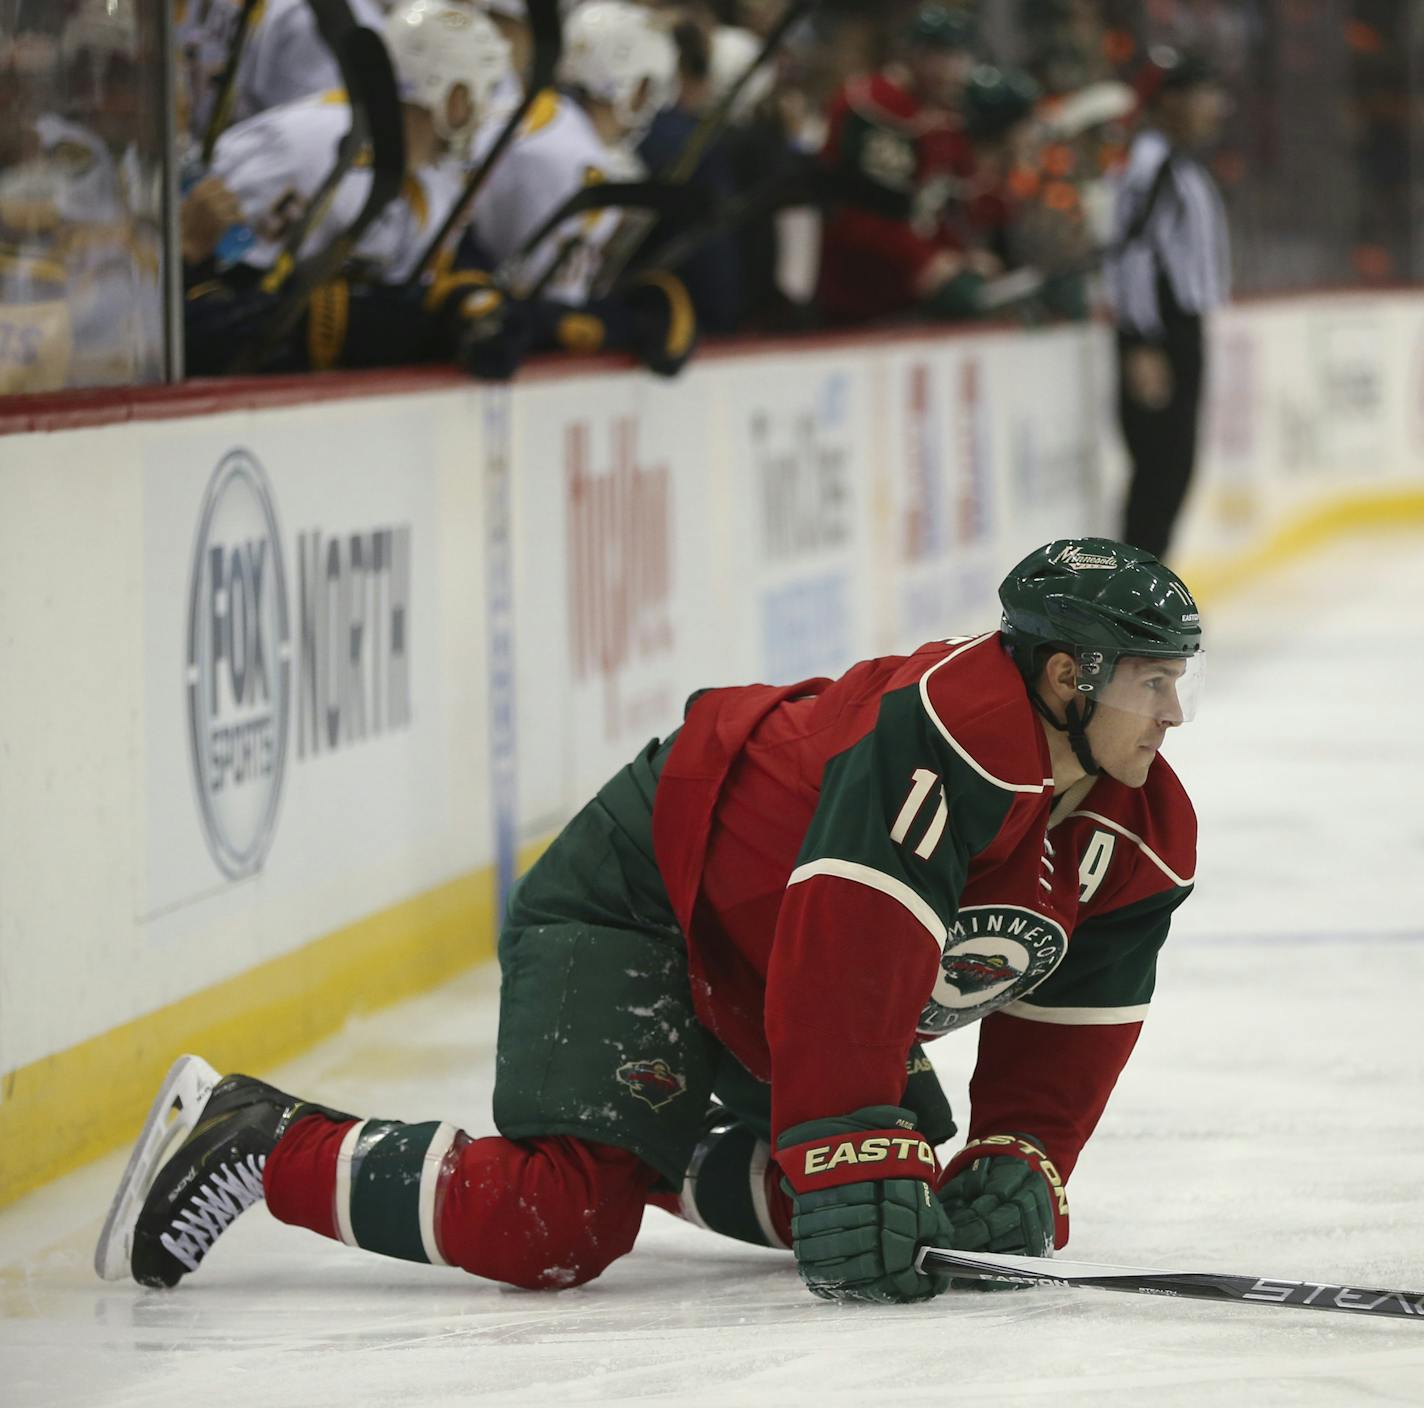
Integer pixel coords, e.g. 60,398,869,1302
4,532,1424,1407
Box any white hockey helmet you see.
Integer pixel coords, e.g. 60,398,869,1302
383,0,512,145
478,0,581,16
62,0,141,62
709,26,772,124
62,0,141,113
559,1,676,137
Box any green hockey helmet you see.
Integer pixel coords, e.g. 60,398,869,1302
906,5,976,51
1000,538,1204,769
963,65,1040,144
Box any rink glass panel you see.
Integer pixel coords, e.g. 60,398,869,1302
1163,0,1422,294
991,0,1422,294
0,0,171,391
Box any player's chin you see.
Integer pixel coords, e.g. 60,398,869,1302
1105,750,1156,788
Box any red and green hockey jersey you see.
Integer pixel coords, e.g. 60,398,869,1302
652,631,1195,1188
817,71,977,323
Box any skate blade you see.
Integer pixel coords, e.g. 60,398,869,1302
93,1054,222,1281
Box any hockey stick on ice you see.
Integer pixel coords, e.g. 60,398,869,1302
200,0,264,163
916,1247,1424,1322
405,0,563,289
586,0,819,299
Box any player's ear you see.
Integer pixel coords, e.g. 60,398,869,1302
447,82,473,137
1038,650,1078,705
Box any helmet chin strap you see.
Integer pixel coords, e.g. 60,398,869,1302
1030,691,1101,777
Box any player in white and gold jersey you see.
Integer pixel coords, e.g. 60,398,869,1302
0,0,164,388
184,0,510,283
182,0,394,144
468,0,676,304
182,0,513,372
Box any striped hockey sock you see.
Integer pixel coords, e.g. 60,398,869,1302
264,1114,657,1288
265,1114,465,1267
333,1119,465,1265
650,1115,791,1250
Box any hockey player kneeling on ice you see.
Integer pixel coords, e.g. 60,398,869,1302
99,540,1203,1304
180,0,512,374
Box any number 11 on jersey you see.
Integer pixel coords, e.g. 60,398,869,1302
891,769,949,861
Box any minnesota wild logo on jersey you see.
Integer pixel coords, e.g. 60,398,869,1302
942,950,1018,993
918,905,1068,1035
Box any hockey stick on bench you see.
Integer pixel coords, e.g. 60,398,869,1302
586,0,820,299
916,1247,1424,1321
502,179,714,299
229,17,404,371
404,0,563,289
973,142,1179,315
200,0,264,164
450,180,712,359
616,155,831,294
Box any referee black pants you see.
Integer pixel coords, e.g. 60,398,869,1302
1116,316,1203,561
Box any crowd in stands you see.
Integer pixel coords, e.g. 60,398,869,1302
0,0,1416,391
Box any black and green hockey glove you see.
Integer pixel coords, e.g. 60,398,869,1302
936,1133,1069,1291
922,269,987,321
902,1044,956,1146
776,1105,953,1304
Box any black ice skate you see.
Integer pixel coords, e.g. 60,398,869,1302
95,1054,351,1288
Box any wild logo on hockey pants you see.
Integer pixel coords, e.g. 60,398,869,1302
616,1059,687,1110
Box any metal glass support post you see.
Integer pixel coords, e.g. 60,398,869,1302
160,0,185,381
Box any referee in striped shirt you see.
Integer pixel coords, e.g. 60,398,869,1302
1105,51,1230,560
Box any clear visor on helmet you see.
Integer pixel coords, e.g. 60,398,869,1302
1079,651,1205,723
